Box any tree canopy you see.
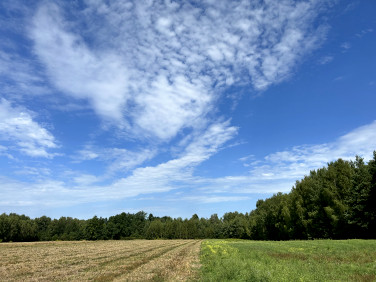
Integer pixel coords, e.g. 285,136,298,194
1,152,375,242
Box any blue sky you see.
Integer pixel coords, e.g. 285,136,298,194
0,0,375,219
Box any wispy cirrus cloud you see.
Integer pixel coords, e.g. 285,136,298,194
0,144,13,159
182,195,252,204
101,121,238,197
0,120,237,207
1,120,375,212
227,120,376,193
0,50,49,99
340,42,351,51
0,0,349,218
0,0,49,99
318,55,333,65
355,28,373,38
0,99,58,158
74,145,156,175
30,0,329,142
30,4,129,122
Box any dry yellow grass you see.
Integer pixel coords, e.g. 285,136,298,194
0,240,201,281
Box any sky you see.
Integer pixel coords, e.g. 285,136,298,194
0,0,375,220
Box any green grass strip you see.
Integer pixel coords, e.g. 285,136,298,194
200,239,376,281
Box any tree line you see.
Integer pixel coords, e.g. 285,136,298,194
1,152,375,242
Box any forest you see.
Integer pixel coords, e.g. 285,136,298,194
1,152,375,242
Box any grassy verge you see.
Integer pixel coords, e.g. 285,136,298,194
200,239,376,281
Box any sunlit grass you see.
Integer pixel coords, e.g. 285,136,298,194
200,239,376,281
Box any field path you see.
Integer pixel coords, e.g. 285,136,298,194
0,240,201,281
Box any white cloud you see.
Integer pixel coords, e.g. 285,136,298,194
29,0,328,141
0,99,58,158
74,146,156,175
0,0,340,214
318,55,333,65
334,76,344,81
105,121,238,197
30,3,129,122
106,148,156,173
15,166,51,177
230,120,376,192
133,75,212,140
0,1,50,99
74,148,99,161
0,144,14,159
0,121,237,206
1,120,375,211
0,50,49,98
335,121,376,158
73,174,100,186
355,28,373,38
238,154,255,162
183,195,251,204
341,42,351,51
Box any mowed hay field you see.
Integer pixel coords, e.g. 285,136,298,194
0,240,201,281
2,239,376,281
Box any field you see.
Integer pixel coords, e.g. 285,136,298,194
0,240,201,281
1,239,376,281
201,239,376,281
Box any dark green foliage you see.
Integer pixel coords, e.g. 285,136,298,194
1,152,375,242
222,212,250,239
366,152,376,237
85,216,107,240
347,156,372,237
249,154,376,240
145,219,164,239
107,211,146,239
48,217,86,241
249,193,292,240
34,216,51,241
0,213,37,242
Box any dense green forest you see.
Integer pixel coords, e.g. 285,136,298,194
1,152,375,242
